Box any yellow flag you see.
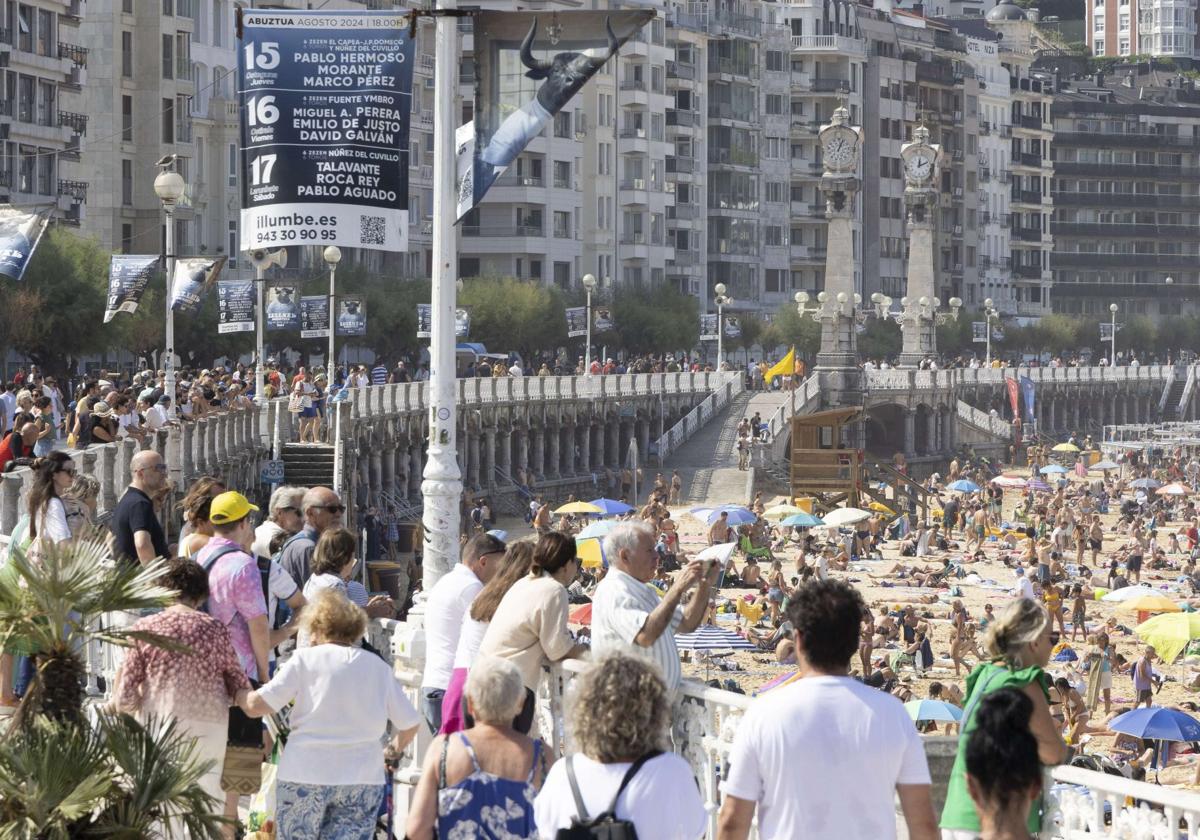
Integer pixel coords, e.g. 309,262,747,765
764,346,795,385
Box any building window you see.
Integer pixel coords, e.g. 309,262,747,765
553,110,571,138
1094,38,1104,52
227,221,237,266
17,5,31,52
121,224,133,253
228,142,237,186
36,9,51,57
121,31,133,77
162,34,173,79
18,146,34,193
17,75,32,123
121,159,132,205
765,268,785,292
36,80,52,127
553,261,571,288
36,148,51,196
162,97,174,143
122,95,133,141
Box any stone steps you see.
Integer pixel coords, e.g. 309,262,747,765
282,442,335,488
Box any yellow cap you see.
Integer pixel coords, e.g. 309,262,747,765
209,491,259,525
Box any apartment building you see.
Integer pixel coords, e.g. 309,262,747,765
1049,69,1200,321
0,0,88,225
1087,0,1198,60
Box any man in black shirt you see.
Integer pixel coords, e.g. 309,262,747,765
110,450,170,566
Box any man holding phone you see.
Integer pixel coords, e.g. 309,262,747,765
592,521,719,690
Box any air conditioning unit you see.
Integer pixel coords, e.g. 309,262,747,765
954,187,963,197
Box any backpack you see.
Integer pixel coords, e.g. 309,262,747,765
555,751,661,840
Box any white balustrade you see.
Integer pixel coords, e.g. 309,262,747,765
1044,764,1200,839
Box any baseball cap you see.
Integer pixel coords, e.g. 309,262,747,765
157,394,171,405
209,491,259,525
138,388,155,402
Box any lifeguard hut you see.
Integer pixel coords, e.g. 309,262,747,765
789,407,863,510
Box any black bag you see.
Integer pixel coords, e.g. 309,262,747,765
555,751,661,840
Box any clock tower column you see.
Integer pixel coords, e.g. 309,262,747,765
899,125,942,367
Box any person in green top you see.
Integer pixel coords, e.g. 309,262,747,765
963,688,1044,840
940,597,1068,839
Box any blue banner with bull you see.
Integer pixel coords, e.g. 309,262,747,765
456,9,654,220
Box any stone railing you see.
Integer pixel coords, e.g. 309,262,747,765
952,364,1174,388
1043,763,1200,838
865,369,957,392
0,403,277,536
654,372,744,463
956,399,1012,441
761,375,821,445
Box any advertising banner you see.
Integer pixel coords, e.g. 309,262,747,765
1004,376,1020,418
565,306,587,338
170,255,227,312
971,321,987,343
104,255,161,323
724,314,742,339
593,306,614,332
1020,375,1036,423
300,295,330,338
417,303,431,339
455,306,471,338
218,280,256,333
238,10,414,252
699,314,719,341
266,285,300,330
0,206,51,281
456,10,653,219
336,295,366,336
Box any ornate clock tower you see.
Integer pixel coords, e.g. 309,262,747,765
898,124,943,367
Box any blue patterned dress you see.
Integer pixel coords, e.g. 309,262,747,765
437,732,541,840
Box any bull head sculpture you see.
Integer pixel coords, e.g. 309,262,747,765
520,17,620,112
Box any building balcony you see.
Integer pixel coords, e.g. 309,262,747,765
790,119,820,138
1014,152,1043,168
666,60,696,82
709,147,759,168
58,109,87,135
709,238,758,257
811,77,851,93
666,110,696,129
618,79,650,108
1050,252,1198,268
916,61,956,86
979,120,990,135
790,34,866,55
1016,114,1049,131
1054,131,1200,149
1013,263,1043,279
58,42,87,67
1011,189,1045,205
462,224,544,238
1011,226,1045,242
1051,222,1195,238
1052,161,1200,180
61,0,83,24
707,102,756,124
619,178,650,205
1053,192,1200,209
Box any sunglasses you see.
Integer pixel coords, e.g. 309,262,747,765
311,504,346,514
281,506,302,515
58,467,77,476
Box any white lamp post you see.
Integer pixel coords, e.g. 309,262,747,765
715,283,733,370
1110,302,1119,367
153,164,185,420
582,272,596,374
984,297,997,366
323,245,342,376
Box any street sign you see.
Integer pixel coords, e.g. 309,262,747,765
259,459,286,484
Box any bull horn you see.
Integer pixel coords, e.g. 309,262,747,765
606,17,620,57
520,18,551,74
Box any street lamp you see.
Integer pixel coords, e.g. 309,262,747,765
582,272,596,374
323,245,342,378
715,283,734,370
983,297,999,366
153,160,185,421
1109,302,1119,367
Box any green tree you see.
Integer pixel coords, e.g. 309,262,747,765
769,303,820,359
860,317,901,360
0,228,111,374
608,283,699,355
732,314,766,363
459,276,567,361
936,312,976,359
1116,315,1155,357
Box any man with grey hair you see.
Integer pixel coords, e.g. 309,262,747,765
252,484,306,558
592,521,718,690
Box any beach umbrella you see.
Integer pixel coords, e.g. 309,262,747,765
688,504,743,522
1041,464,1068,475
1116,594,1182,616
904,699,964,723
781,512,824,528
588,498,635,515
575,536,605,569
1156,482,1190,497
554,501,603,515
822,507,871,527
1025,479,1053,492
577,520,618,540
1052,442,1081,452
1101,585,1158,603
1135,613,1200,664
1091,460,1120,471
569,604,592,626
1109,707,1200,743
708,506,756,526
763,504,805,520
675,624,757,651
948,479,981,493
868,501,895,514
992,475,1027,489
755,669,800,695
1131,478,1161,490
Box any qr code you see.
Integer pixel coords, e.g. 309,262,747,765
360,214,386,245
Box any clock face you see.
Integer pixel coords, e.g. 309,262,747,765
823,132,856,168
905,152,934,181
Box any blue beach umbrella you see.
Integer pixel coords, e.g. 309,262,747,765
588,498,636,516
708,507,756,526
948,479,981,493
1109,707,1200,742
577,520,618,540
781,512,824,528
904,699,963,723
1041,464,1068,475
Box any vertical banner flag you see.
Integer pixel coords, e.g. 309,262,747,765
237,10,414,252
336,296,366,336
699,314,719,341
170,256,227,312
565,306,587,338
1099,322,1121,341
593,307,615,332
416,303,432,339
218,280,256,333
455,307,471,338
0,205,51,281
724,314,742,339
104,255,161,322
971,321,987,343
1019,375,1036,424
456,10,654,218
300,296,331,338
1004,376,1020,418
266,285,300,330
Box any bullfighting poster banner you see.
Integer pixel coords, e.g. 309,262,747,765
455,9,654,219
170,256,227,313
336,295,366,336
237,9,414,252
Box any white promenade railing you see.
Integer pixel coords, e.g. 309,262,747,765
956,399,1013,441
1044,764,1200,839
654,372,745,464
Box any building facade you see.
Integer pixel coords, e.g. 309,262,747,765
1087,0,1198,60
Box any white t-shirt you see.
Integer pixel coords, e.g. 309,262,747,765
257,644,421,785
722,675,931,840
420,563,483,690
34,498,70,543
263,559,299,660
534,752,706,840
252,520,286,559
452,615,489,670
1015,575,1035,600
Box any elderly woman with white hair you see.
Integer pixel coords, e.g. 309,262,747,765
591,520,718,691
406,656,548,840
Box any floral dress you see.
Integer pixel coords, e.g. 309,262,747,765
437,733,541,840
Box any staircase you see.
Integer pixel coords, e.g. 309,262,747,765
861,460,932,525
1161,366,1189,421
664,390,754,505
281,442,335,488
